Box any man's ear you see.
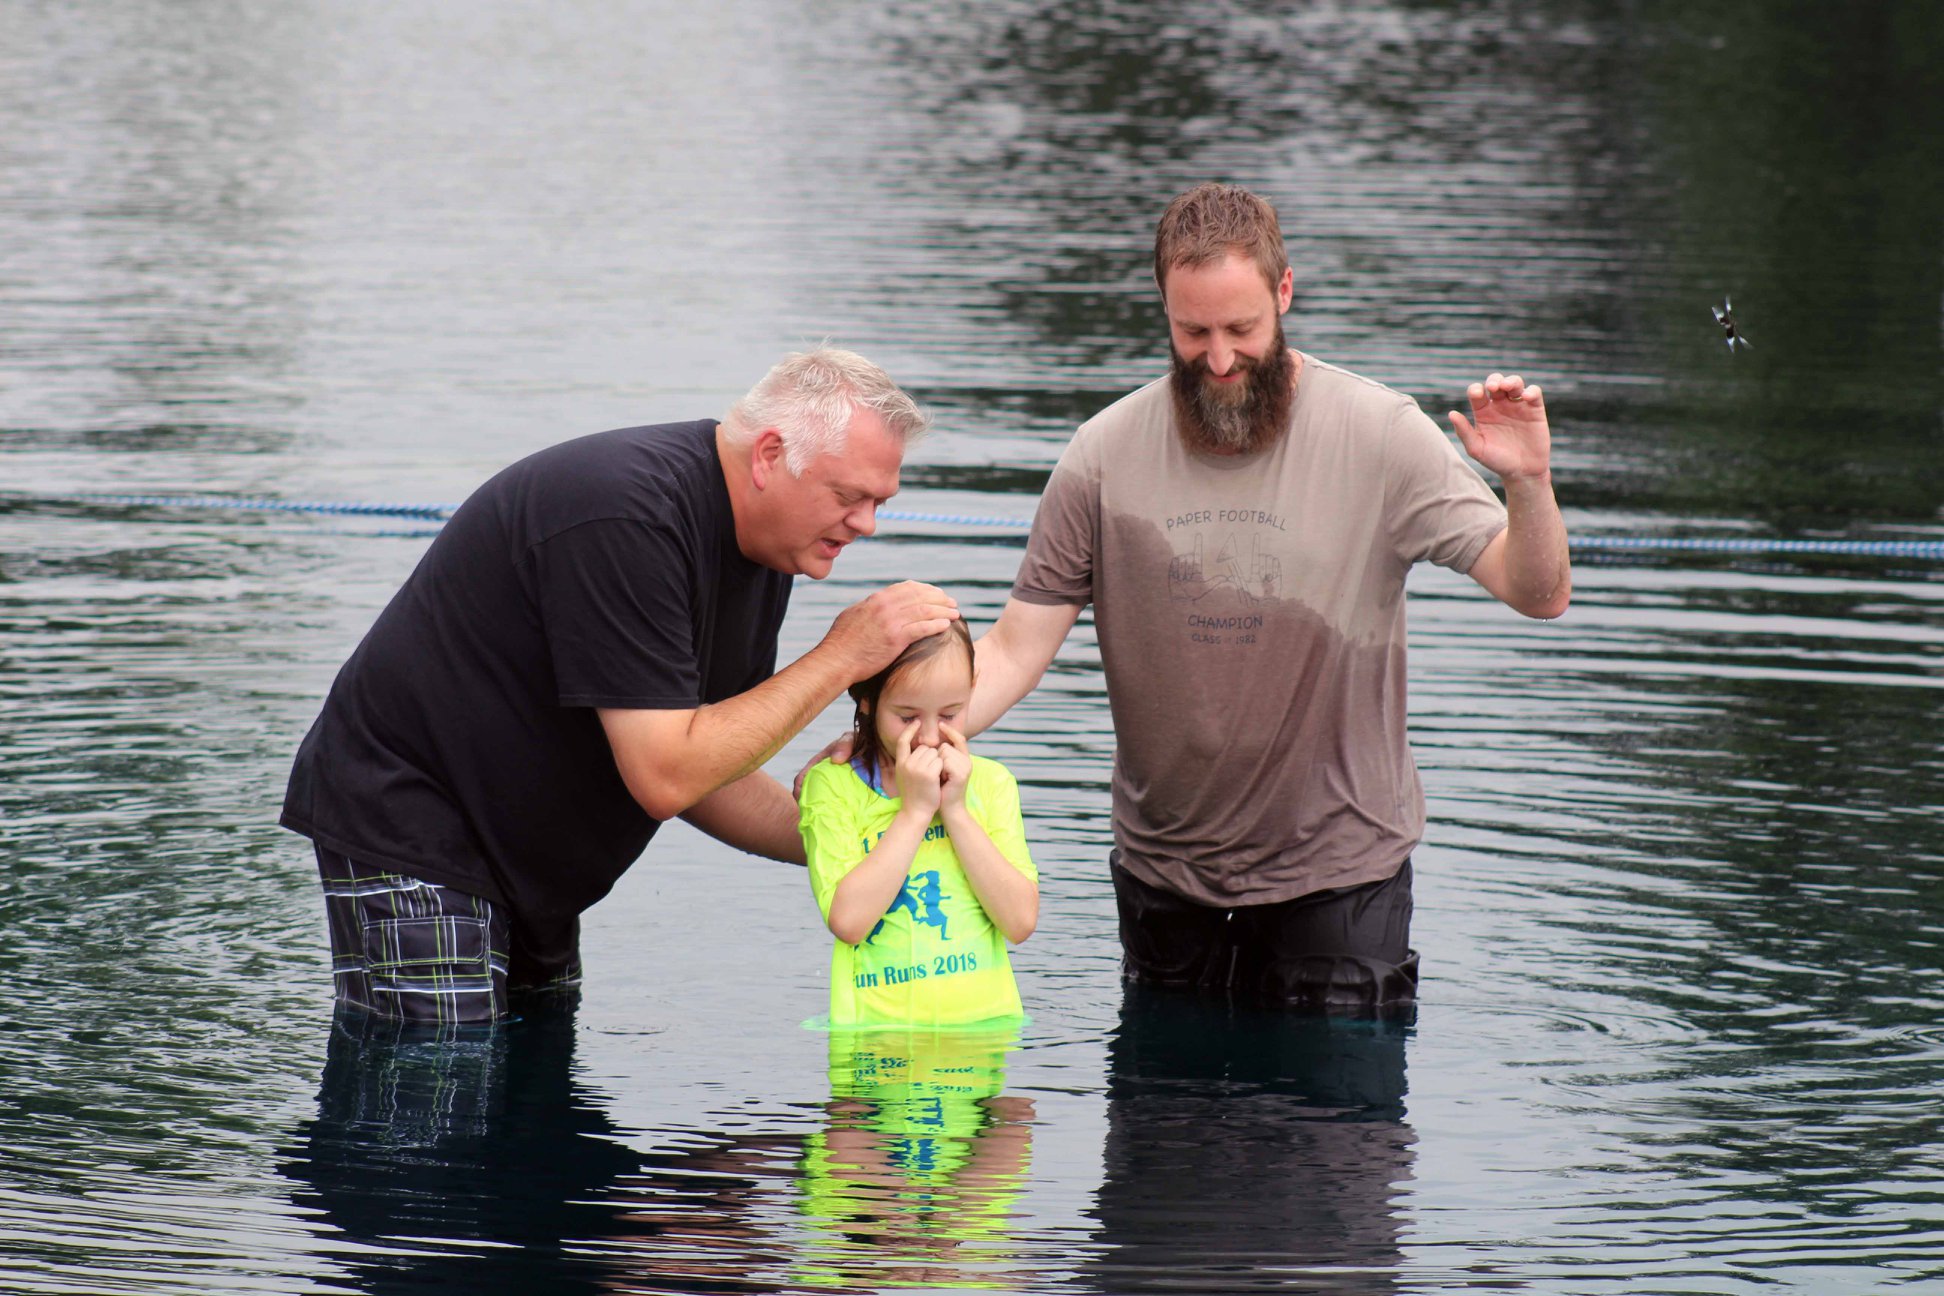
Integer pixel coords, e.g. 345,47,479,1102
750,428,788,489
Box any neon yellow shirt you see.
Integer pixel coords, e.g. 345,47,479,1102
799,756,1035,1027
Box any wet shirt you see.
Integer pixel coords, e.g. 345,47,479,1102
799,756,1035,1027
1011,355,1506,905
281,420,791,956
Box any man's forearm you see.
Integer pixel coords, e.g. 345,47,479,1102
1500,472,1572,619
680,770,806,865
603,580,960,820
967,598,1082,736
966,643,1037,738
604,641,859,820
684,647,857,793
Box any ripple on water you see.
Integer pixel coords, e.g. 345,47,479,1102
4,0,1944,1290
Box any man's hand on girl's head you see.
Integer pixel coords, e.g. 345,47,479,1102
823,581,961,678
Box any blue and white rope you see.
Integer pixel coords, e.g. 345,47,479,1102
11,492,1944,559
1570,535,1944,558
876,508,1029,529
53,492,459,521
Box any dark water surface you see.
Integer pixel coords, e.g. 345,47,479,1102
3,2,1941,1292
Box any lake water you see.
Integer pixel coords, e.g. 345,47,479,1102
3,2,1941,1292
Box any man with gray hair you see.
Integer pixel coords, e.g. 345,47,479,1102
283,347,957,1024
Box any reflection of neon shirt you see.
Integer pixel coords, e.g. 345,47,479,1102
800,756,1035,1026
796,1024,1029,1290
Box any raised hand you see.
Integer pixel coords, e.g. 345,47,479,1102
937,724,972,810
892,720,943,816
822,581,960,679
1449,372,1551,483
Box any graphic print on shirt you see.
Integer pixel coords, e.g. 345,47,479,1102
1167,531,1283,604
868,870,951,944
1162,505,1291,648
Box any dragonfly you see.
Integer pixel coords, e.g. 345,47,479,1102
1711,298,1751,351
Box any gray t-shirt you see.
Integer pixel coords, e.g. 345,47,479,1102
1012,353,1507,905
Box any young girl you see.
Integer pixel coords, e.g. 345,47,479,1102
798,621,1038,1027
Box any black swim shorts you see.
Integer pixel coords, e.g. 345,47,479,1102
1110,853,1419,1016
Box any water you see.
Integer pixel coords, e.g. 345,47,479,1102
3,1,1941,1291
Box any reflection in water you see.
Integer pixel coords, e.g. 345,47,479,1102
1086,988,1415,1293
795,1024,1035,1292
6,0,1943,1290
286,1008,811,1295
282,1006,640,1295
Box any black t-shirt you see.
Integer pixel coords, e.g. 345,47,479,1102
282,420,792,948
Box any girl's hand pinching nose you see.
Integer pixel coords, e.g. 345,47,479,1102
939,724,972,809
893,720,943,813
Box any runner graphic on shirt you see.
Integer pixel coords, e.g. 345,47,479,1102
869,870,951,944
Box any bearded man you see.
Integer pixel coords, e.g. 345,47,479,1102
966,182,1571,1014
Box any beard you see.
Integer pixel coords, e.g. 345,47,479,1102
1168,323,1295,456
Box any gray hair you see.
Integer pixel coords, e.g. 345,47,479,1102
724,347,929,475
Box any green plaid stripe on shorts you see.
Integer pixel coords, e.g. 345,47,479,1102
316,846,576,1024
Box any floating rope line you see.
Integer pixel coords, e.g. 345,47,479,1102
50,492,459,520
877,508,1028,529
10,492,1944,558
1570,536,1944,559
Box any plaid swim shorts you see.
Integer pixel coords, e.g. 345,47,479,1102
314,845,580,1024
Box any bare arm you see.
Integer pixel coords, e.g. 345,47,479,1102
600,581,957,821
1465,473,1571,619
826,806,931,945
679,770,805,865
965,598,1084,736
1449,372,1571,620
938,803,1038,944
937,726,1037,944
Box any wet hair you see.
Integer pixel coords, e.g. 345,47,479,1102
1153,182,1290,299
722,346,930,476
847,619,976,780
